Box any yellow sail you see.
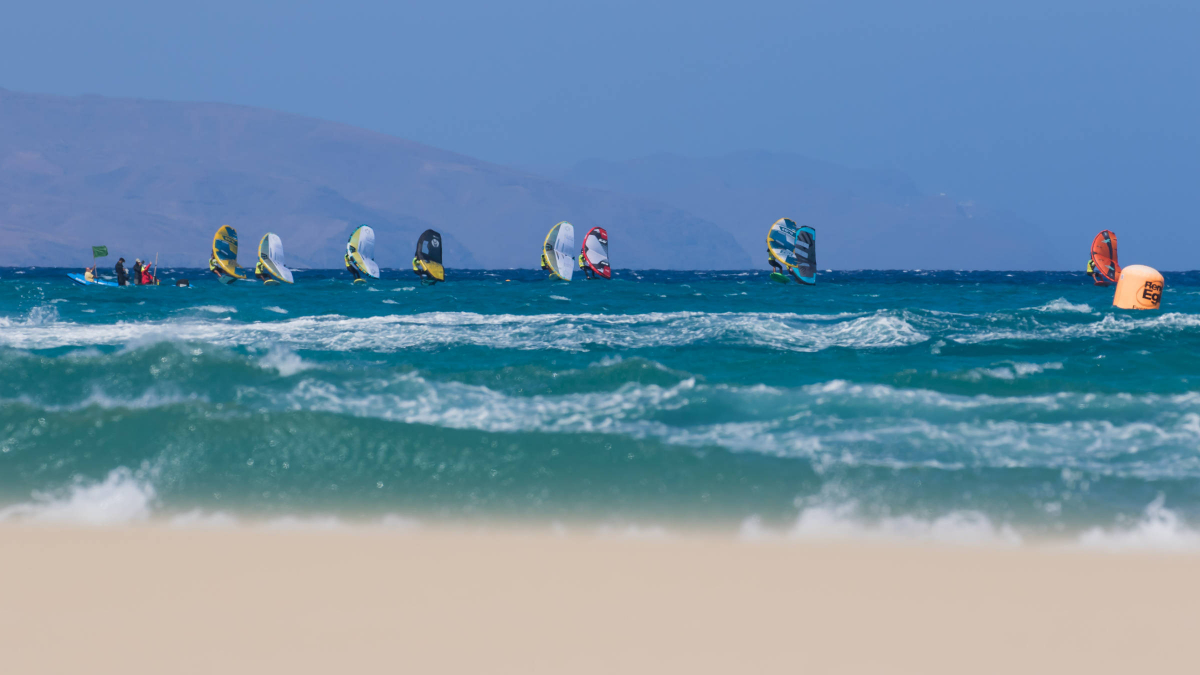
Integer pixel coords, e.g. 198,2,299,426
212,225,246,279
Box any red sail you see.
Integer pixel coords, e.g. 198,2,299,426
1090,230,1121,283
581,227,611,279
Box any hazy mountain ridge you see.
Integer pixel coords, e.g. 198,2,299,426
0,89,748,269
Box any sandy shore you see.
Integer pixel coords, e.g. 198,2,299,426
0,525,1195,674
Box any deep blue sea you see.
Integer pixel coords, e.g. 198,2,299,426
3,267,1200,546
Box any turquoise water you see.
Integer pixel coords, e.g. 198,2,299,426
3,267,1200,543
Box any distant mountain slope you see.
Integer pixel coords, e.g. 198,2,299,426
0,89,749,269
560,151,1066,270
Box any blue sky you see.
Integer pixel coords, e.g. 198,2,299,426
3,0,1197,266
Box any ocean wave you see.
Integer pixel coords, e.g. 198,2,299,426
741,502,1021,546
951,312,1200,344
0,467,155,525
1026,298,1094,313
1077,496,1200,551
0,305,60,328
0,310,927,353
257,345,313,377
188,305,238,314
961,361,1063,381
13,368,1200,479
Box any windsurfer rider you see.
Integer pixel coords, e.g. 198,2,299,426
540,252,550,272
208,255,224,279
412,256,434,283
768,250,784,274
345,250,362,281
578,254,595,279
255,259,270,281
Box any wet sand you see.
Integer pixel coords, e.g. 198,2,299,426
0,525,1195,674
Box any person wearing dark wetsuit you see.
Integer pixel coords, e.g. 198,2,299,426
115,258,128,286
768,249,784,274
345,252,362,280
132,260,144,285
413,256,434,283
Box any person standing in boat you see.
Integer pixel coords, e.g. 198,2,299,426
115,258,128,286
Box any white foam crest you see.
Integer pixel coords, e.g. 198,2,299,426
955,312,1200,345
741,500,1021,546
6,387,207,413
22,305,59,326
1027,298,1094,313
263,306,288,314
0,310,926,353
282,375,697,435
225,373,1200,478
0,468,155,526
258,345,311,377
1078,496,1200,551
190,305,238,314
963,361,1064,381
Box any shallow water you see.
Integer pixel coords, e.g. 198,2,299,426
3,267,1200,546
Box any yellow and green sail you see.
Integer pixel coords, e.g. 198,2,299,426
212,225,246,279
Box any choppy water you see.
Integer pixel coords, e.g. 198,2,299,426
3,267,1200,547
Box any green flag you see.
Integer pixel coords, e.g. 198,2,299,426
92,245,108,258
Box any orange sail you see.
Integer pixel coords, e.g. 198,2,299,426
1090,230,1121,284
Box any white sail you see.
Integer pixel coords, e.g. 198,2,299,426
552,222,574,281
265,233,294,283
349,225,380,278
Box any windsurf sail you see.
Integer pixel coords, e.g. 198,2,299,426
258,233,294,284
792,225,816,285
347,225,380,279
767,218,816,285
414,229,445,282
1090,230,1121,284
581,227,611,279
542,221,575,281
212,225,246,279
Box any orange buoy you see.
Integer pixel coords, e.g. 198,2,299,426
1113,264,1164,310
